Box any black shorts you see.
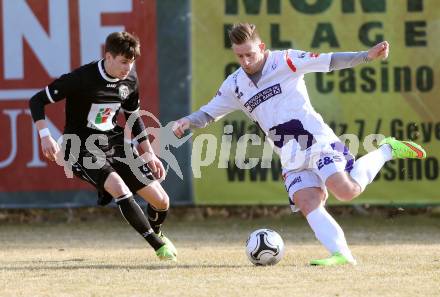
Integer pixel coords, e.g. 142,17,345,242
65,131,156,206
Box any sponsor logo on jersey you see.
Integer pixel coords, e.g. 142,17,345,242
95,107,112,124
119,85,129,100
243,84,282,112
87,103,120,131
106,83,117,88
235,86,244,99
297,52,306,59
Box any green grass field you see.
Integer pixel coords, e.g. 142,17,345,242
0,210,439,297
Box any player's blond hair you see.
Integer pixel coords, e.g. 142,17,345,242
228,23,261,45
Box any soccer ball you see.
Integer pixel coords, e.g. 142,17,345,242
245,228,285,266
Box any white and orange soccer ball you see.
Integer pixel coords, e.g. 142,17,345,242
245,228,285,266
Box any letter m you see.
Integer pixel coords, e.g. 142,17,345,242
225,0,280,15
343,0,386,12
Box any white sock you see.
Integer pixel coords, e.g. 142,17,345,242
349,144,393,192
306,206,355,262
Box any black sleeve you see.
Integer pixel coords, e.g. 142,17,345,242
29,69,81,122
29,90,51,122
124,112,148,143
45,71,81,103
121,73,140,113
122,69,145,142
122,91,140,113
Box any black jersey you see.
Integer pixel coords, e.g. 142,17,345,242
44,59,140,141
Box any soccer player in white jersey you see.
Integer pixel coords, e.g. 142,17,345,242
173,23,427,266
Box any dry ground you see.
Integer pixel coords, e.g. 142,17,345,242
0,210,439,297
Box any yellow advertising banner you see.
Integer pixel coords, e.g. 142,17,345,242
191,0,440,205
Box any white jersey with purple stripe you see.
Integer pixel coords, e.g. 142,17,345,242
200,49,341,170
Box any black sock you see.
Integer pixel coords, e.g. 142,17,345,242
116,195,164,250
146,204,168,234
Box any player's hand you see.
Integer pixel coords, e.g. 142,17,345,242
40,136,60,162
144,152,166,180
368,41,389,60
172,118,190,139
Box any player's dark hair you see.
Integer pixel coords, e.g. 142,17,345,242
228,23,261,45
105,32,140,60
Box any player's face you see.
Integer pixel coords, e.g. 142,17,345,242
232,40,266,74
105,53,135,80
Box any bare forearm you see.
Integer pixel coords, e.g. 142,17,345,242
35,120,48,131
139,139,154,154
124,112,148,143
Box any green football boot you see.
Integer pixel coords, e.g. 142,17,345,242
379,137,427,159
155,243,177,261
157,231,178,256
310,252,356,266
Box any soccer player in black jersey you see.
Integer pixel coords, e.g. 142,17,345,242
29,32,177,261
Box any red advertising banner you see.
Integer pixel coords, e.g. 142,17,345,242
0,0,158,192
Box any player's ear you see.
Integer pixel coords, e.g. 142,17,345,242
259,42,266,52
105,52,115,61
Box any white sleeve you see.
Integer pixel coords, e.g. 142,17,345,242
286,49,333,74
199,78,242,121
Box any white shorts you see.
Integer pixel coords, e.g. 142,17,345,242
283,142,355,212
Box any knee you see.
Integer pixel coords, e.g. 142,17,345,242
155,196,169,210
138,182,170,210
104,173,131,198
152,190,170,210
294,188,325,216
294,194,312,210
333,182,361,201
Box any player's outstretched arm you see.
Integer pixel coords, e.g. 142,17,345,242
173,110,214,139
329,41,390,71
172,117,191,139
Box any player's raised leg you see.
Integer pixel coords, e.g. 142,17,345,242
294,187,356,266
323,136,426,202
137,181,178,258
104,173,176,261
331,137,427,199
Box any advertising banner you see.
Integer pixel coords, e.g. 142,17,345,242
0,0,159,207
191,0,440,205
